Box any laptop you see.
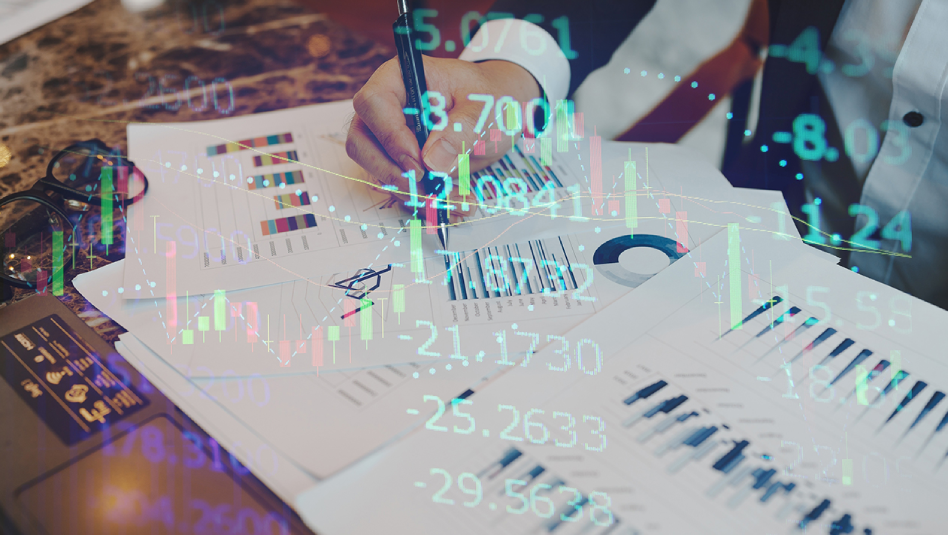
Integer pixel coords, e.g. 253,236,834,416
0,295,313,534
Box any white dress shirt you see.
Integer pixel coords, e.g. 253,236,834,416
830,0,947,306
459,18,570,104
464,2,948,307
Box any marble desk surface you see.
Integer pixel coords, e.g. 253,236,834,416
0,0,391,342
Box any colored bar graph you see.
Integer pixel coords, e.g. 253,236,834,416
206,132,293,156
425,197,437,234
409,219,422,273
35,269,46,294
214,290,226,331
555,99,571,152
327,325,340,363
360,298,372,341
829,349,874,386
230,303,241,341
608,199,620,215
868,370,910,406
676,211,688,253
541,137,552,166
393,284,405,322
590,133,601,215
572,112,584,138
727,223,742,330
890,350,902,391
182,290,194,344
247,171,303,190
246,301,258,343
883,381,928,426
906,392,945,434
100,167,113,245
167,241,177,341
52,230,63,296
713,440,749,472
759,307,801,334
760,482,795,502
313,327,324,367
273,190,311,209
819,338,854,366
259,213,317,236
625,158,637,235
459,152,470,197
855,365,870,405
444,237,581,301
253,150,298,167
787,326,836,363
623,380,667,405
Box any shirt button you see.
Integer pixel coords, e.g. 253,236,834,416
903,111,924,127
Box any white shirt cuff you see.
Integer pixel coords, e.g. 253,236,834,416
459,19,571,104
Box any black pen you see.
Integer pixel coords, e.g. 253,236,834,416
393,0,449,249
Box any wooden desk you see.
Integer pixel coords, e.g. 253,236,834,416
0,0,390,341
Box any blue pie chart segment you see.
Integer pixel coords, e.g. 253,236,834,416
592,234,686,288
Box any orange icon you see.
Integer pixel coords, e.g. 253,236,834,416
64,384,89,403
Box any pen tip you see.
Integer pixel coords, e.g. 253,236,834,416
439,224,448,250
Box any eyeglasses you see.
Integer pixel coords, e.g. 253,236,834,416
0,139,149,291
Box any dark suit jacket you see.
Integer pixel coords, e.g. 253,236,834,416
487,0,852,241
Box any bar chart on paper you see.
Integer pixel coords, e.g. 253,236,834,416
169,111,410,279
470,145,565,202
205,132,294,156
712,292,948,464
247,171,303,191
253,150,298,167
442,236,588,301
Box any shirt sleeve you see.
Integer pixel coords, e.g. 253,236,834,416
459,19,571,105
462,1,658,98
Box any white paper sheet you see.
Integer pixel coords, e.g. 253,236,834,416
114,329,498,479
78,180,803,379
0,0,92,45
123,98,743,297
112,336,318,506
125,100,418,296
295,228,948,534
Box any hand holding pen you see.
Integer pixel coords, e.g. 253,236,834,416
393,0,450,248
344,2,541,241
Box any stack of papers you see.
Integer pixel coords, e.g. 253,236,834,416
74,100,948,532
0,0,92,45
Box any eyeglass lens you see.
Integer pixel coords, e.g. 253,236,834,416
1,198,75,291
51,145,146,209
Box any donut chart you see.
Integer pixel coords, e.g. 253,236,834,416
592,234,686,288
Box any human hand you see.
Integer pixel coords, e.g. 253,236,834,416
346,57,540,220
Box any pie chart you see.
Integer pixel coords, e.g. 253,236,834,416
592,234,686,288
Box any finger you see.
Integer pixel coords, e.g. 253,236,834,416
352,62,427,180
421,98,497,175
346,116,419,197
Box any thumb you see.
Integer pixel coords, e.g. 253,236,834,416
421,99,489,174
